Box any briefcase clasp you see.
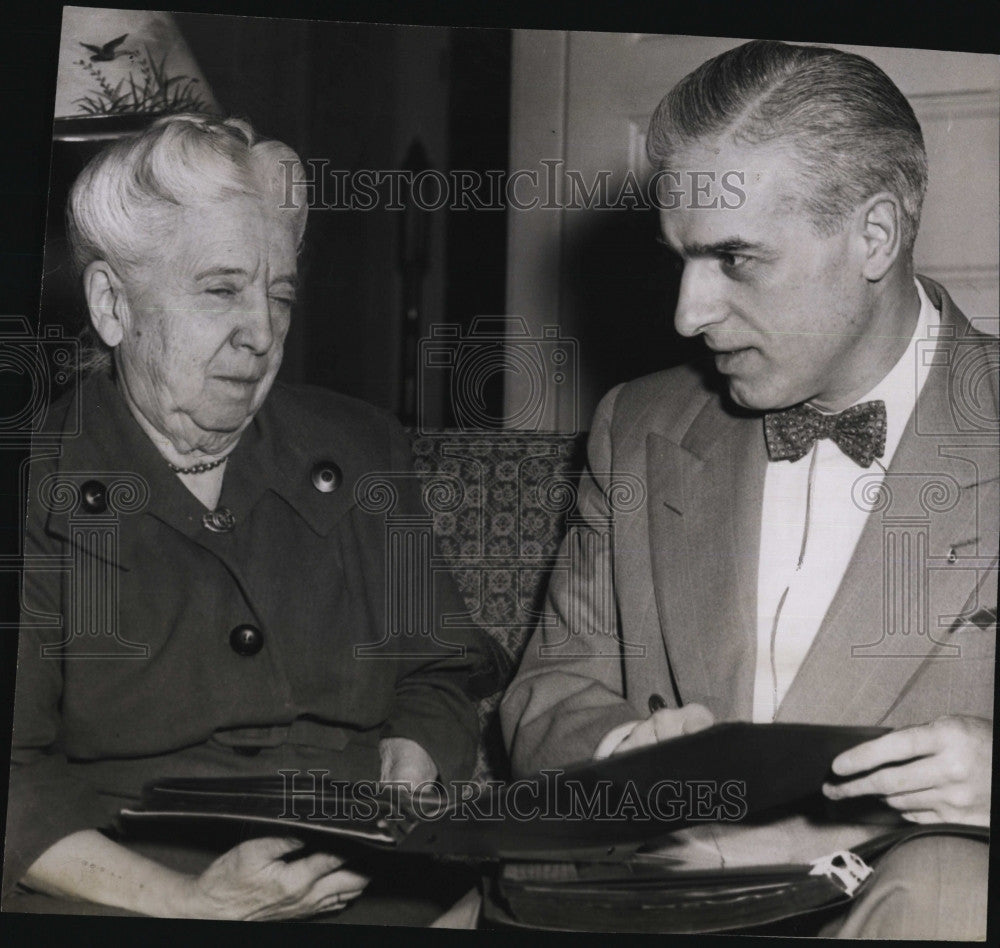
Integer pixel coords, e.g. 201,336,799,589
808,850,873,898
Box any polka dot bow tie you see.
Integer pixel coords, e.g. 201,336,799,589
763,400,887,468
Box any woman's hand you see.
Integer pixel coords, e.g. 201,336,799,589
175,837,370,920
23,829,368,920
378,736,438,787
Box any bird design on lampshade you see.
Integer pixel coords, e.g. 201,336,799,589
79,33,132,62
55,8,219,128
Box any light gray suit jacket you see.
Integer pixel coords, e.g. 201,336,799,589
500,277,997,862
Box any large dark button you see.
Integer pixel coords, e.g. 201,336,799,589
648,693,667,714
80,480,108,514
229,624,263,656
203,507,236,533
311,461,342,493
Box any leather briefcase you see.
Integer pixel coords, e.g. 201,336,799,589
483,823,990,933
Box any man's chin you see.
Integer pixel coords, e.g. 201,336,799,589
726,379,766,411
726,378,798,413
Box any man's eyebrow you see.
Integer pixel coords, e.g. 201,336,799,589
667,237,762,257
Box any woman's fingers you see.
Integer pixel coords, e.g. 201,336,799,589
310,886,368,916
236,836,306,867
299,868,371,914
288,851,347,877
195,840,368,920
240,866,371,921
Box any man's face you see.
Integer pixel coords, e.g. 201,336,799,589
113,195,298,453
658,140,874,411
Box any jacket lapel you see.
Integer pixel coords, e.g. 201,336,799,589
647,395,766,720
44,374,370,572
777,281,999,724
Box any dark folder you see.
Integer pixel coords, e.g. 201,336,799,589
120,721,889,860
121,722,992,931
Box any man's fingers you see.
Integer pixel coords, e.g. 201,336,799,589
901,810,942,824
882,788,945,812
650,704,714,741
680,704,715,734
824,756,942,800
615,718,654,753
831,725,940,777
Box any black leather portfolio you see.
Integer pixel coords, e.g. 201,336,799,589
120,722,989,932
121,722,889,860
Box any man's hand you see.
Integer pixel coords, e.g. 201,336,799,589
611,703,715,755
176,837,370,920
379,736,438,787
823,715,992,826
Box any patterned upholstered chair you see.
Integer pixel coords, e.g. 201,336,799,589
409,433,586,780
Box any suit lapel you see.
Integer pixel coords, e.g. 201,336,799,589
777,283,999,723
646,396,766,719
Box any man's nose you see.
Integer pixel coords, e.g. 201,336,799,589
231,288,275,354
673,261,727,338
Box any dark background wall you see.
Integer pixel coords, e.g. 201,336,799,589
38,14,511,424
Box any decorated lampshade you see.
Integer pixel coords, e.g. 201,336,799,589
54,6,219,141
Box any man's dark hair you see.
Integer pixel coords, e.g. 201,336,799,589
647,40,928,254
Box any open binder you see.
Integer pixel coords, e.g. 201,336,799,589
119,722,988,932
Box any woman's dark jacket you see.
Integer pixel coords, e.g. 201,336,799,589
3,369,497,895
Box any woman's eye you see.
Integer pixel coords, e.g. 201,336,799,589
206,287,236,298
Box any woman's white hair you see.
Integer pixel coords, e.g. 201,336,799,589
67,112,308,276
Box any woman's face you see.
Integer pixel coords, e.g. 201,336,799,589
112,194,298,455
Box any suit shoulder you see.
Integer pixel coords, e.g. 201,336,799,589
603,362,717,442
618,362,711,403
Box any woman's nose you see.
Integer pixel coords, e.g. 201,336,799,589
231,290,275,354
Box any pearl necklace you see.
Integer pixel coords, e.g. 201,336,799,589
166,454,231,475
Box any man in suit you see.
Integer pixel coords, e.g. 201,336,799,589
500,40,995,938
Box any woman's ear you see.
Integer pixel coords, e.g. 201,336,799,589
83,261,129,348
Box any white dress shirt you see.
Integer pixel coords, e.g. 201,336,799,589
751,280,939,721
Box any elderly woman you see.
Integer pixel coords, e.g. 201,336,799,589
3,114,495,920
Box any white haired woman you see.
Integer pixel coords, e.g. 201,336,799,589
2,114,495,921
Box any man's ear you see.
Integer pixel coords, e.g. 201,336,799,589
82,261,129,348
857,193,903,282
